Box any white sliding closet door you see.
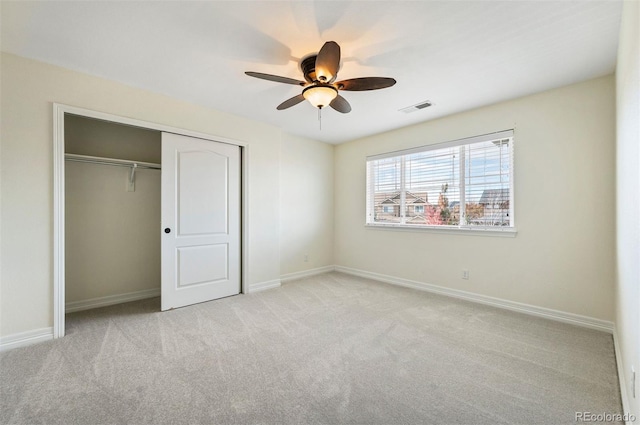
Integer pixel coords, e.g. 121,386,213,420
161,133,240,311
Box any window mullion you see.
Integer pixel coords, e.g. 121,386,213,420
509,138,515,227
400,155,406,224
459,145,466,227
367,162,374,224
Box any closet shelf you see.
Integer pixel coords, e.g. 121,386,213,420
64,153,161,170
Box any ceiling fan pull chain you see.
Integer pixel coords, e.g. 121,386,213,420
318,107,322,131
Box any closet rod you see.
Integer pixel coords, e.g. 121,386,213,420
64,153,161,170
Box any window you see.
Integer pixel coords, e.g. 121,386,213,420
366,130,514,231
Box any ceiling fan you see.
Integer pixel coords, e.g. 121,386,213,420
245,41,396,114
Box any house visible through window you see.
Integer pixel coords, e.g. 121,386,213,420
366,130,514,231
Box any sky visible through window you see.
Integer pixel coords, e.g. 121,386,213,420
374,140,510,205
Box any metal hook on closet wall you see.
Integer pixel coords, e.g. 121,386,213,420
128,163,138,192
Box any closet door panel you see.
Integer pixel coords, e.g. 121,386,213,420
161,133,240,311
177,244,228,287
177,151,228,236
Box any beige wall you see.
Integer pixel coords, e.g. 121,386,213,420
65,163,161,302
334,75,616,321
615,0,640,417
0,53,283,336
65,116,161,303
280,133,334,276
65,114,161,163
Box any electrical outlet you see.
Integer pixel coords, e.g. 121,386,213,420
304,254,308,262
462,269,469,280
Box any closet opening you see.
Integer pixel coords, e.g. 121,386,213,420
54,105,247,338
64,114,162,319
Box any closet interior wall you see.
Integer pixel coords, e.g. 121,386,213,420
65,114,162,310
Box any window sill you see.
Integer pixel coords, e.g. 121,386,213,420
365,223,517,237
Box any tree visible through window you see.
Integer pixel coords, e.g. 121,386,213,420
366,131,514,230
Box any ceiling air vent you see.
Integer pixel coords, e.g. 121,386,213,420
400,100,433,113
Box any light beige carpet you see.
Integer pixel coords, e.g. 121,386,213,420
0,272,623,424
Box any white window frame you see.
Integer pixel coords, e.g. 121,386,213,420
366,130,516,237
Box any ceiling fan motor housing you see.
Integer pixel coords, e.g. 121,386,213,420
301,55,319,83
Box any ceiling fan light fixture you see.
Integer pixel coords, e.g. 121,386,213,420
302,85,338,109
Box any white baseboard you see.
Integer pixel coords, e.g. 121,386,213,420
335,265,615,333
65,288,160,313
0,327,53,352
248,265,337,292
248,279,281,293
613,328,634,425
280,265,336,283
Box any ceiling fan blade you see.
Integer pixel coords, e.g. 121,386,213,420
329,95,351,114
336,77,396,91
315,41,341,83
245,72,305,86
277,94,305,110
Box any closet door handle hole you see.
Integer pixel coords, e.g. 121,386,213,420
164,228,171,234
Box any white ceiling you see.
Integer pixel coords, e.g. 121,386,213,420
1,1,622,144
